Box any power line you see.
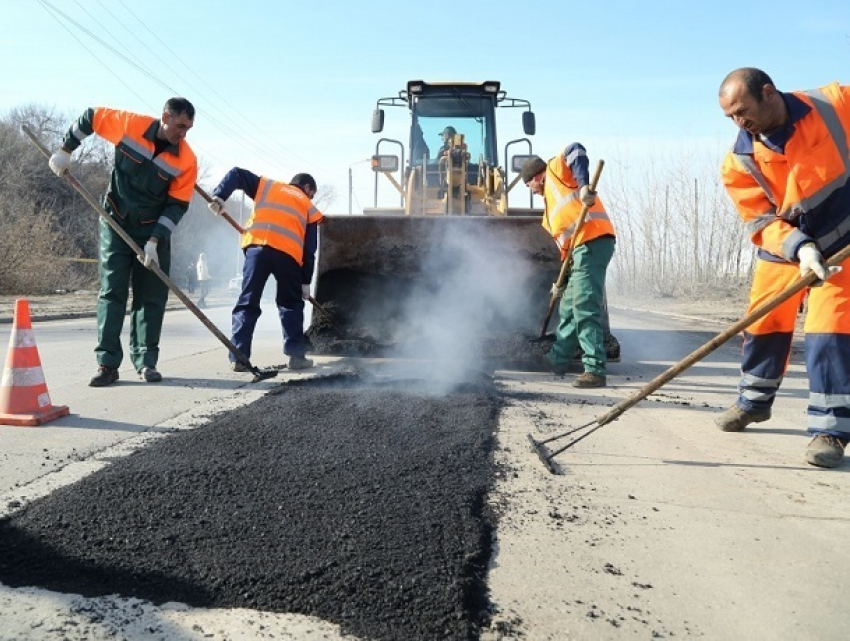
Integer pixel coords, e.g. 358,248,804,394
36,0,310,180
113,0,310,168
106,0,311,171
35,0,151,108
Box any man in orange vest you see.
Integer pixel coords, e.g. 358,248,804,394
48,98,198,386
208,170,324,371
521,144,616,388
717,67,850,468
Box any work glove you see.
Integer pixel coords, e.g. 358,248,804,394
550,282,566,299
140,240,160,268
48,149,71,177
797,242,840,283
302,284,311,300
579,185,596,207
208,196,225,216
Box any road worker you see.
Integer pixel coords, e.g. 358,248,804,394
716,67,850,468
208,170,323,371
521,145,616,388
196,252,212,308
48,98,198,386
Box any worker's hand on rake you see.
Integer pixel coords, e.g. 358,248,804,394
208,196,225,216
579,185,596,207
140,239,160,268
798,242,841,283
48,149,71,176
550,281,566,299
302,284,311,300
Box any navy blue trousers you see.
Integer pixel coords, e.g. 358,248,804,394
231,245,307,362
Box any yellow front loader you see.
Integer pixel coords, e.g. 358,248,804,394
307,80,617,368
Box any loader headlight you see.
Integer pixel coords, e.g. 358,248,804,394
371,154,399,173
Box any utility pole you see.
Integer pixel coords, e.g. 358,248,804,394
348,158,371,215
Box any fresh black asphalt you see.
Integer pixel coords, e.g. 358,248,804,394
0,371,502,640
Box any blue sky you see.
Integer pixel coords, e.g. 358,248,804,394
2,0,848,212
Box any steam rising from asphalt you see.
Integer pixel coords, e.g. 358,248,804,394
388,222,535,391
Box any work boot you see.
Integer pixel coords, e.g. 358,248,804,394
288,355,314,370
230,361,248,373
89,365,119,387
805,435,848,469
139,367,162,383
714,405,770,432
573,372,606,388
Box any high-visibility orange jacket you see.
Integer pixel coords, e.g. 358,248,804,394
61,107,198,241
721,82,850,262
542,143,615,259
241,177,324,265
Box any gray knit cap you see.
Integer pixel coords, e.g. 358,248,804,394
520,156,547,183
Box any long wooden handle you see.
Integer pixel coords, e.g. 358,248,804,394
202,184,330,326
596,246,850,428
193,184,247,234
542,244,850,459
537,159,605,338
556,159,605,286
23,125,257,373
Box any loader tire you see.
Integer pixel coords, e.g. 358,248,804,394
604,332,621,362
573,332,621,363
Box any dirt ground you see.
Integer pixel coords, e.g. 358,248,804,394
0,287,749,326
0,290,189,324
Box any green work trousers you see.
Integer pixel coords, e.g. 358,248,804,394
547,236,615,375
95,217,170,372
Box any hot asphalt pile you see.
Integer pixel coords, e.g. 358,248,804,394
307,299,553,371
0,372,501,640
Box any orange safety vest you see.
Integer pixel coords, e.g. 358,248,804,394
241,178,324,265
542,153,615,257
90,108,197,229
721,82,850,261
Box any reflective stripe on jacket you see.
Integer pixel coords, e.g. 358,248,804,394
62,107,198,241
241,178,324,265
542,148,614,257
721,82,850,262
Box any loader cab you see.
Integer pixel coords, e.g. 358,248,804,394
370,80,536,215
408,84,497,178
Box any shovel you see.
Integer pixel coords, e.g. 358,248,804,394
23,125,277,384
528,242,850,474
531,159,605,342
193,184,340,330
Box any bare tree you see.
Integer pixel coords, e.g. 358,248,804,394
605,147,755,301
314,184,336,212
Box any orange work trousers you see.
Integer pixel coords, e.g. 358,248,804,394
735,253,850,438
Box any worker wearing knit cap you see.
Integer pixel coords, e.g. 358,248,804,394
522,146,616,388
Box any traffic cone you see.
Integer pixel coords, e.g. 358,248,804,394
0,299,70,426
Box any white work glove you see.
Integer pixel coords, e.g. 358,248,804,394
550,282,566,299
48,149,71,177
797,242,840,282
140,240,159,268
301,284,311,300
579,185,596,207
208,196,225,216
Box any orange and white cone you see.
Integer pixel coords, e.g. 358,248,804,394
0,299,70,426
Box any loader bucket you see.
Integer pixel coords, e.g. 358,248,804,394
307,214,560,370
